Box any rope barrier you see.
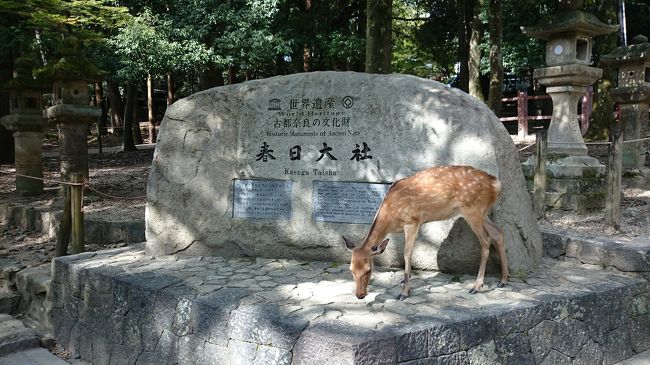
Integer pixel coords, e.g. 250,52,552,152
622,137,650,144
518,143,536,152
83,185,146,200
0,169,146,200
584,141,612,145
0,169,84,186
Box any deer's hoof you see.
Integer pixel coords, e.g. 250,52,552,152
469,288,478,294
497,281,507,288
397,294,408,301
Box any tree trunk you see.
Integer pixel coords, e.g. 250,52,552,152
199,64,224,90
94,82,108,135
228,66,237,84
456,0,471,92
468,0,484,101
108,81,124,135
487,0,503,115
588,0,619,139
34,30,48,66
303,0,313,72
167,72,175,106
365,0,393,74
147,73,156,143
122,82,137,151
134,119,144,145
0,54,14,163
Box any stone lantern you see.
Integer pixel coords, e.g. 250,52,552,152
0,58,48,195
601,34,650,183
41,36,101,180
521,0,618,211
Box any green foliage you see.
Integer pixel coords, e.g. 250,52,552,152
394,0,457,78
392,0,454,78
2,0,648,102
108,9,212,82
317,31,365,69
501,0,554,75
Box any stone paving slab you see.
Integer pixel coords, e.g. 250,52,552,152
0,348,69,365
542,229,650,271
49,244,650,365
0,314,40,356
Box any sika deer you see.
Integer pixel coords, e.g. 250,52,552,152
343,165,509,300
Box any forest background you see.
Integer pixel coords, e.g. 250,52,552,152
0,0,648,160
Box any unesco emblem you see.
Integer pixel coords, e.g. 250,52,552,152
342,96,354,108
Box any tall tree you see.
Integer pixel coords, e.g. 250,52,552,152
585,0,619,139
365,0,393,73
0,55,14,163
107,81,124,132
303,0,313,71
122,82,137,151
487,0,503,114
456,0,471,92
468,0,484,100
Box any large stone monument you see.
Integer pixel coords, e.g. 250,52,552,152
602,34,650,185
146,72,542,274
0,58,48,195
521,0,618,210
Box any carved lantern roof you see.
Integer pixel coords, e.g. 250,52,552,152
2,58,48,94
521,11,618,40
601,35,650,65
601,35,650,103
0,58,49,131
36,36,101,83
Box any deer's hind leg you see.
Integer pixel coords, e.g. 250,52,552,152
462,211,493,294
484,217,509,287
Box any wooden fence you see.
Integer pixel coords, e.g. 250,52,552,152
500,86,593,139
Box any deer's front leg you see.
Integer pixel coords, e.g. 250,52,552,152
398,225,420,300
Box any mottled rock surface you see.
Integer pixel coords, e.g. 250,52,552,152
146,71,542,273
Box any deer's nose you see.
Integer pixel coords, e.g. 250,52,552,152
356,292,367,299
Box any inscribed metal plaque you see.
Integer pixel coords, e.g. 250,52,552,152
312,181,391,224
233,179,293,220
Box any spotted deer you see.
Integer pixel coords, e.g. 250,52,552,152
343,165,509,300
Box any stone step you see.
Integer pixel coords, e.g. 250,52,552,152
542,228,650,271
0,314,40,356
50,245,650,365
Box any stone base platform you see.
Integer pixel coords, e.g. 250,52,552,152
50,245,650,365
0,202,145,246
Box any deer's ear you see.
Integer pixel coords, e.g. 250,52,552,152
370,239,390,256
342,236,357,251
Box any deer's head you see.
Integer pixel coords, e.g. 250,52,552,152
343,236,389,299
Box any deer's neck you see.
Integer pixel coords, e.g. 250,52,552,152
362,207,391,249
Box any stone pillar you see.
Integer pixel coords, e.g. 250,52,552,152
0,58,48,195
13,130,44,193
56,119,91,179
620,103,648,169
521,3,618,211
602,34,650,186
47,103,99,180
38,36,101,181
546,86,590,156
